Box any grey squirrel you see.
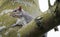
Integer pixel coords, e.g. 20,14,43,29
11,6,33,27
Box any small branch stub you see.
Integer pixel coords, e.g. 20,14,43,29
35,17,44,30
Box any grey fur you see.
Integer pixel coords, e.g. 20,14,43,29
11,9,33,26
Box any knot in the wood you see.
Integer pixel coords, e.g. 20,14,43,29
35,17,44,30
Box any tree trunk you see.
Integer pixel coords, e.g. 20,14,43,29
18,12,60,37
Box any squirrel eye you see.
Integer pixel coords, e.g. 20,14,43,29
13,10,17,12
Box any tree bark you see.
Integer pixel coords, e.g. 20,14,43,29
18,12,60,37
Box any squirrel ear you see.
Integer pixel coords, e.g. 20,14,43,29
18,6,22,11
